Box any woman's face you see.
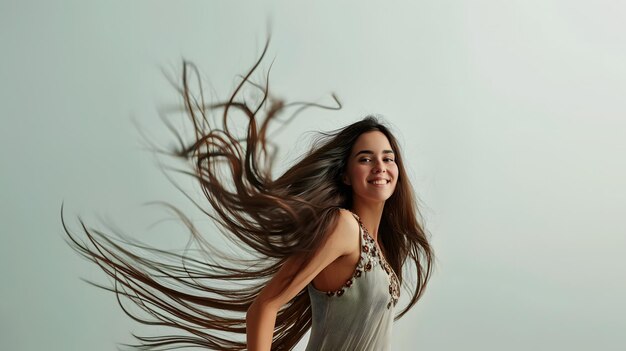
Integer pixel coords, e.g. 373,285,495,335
342,131,399,205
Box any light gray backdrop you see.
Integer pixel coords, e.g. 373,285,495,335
1,0,625,350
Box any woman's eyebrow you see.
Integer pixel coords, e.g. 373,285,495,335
354,150,395,157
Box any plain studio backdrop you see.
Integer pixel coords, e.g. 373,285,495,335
1,1,625,350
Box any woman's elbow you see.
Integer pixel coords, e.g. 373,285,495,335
247,297,278,317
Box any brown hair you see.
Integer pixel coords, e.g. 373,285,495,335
61,39,434,351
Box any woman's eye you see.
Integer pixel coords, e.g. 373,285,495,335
358,158,394,163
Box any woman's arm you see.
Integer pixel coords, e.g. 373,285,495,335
245,209,358,351
246,299,279,351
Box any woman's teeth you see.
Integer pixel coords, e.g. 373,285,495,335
369,180,388,185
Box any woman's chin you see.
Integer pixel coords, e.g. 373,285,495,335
356,193,393,204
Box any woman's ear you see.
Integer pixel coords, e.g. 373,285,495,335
342,173,351,186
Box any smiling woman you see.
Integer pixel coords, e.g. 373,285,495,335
343,131,399,205
61,39,434,351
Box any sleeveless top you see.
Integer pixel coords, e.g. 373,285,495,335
305,210,401,351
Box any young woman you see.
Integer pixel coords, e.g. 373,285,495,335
62,41,434,351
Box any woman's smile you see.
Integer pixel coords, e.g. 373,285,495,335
368,177,391,186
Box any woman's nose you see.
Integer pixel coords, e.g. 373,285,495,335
372,160,386,173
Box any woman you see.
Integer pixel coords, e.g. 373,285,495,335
247,124,422,351
62,40,433,351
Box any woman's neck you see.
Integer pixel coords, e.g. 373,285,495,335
351,202,384,241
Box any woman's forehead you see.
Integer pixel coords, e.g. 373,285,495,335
352,131,393,151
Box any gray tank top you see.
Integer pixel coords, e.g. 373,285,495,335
305,211,400,351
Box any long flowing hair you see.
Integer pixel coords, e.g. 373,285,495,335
61,39,434,351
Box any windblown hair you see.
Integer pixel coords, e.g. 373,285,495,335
61,39,434,351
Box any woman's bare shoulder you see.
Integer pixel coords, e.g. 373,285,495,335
250,209,359,310
327,208,360,247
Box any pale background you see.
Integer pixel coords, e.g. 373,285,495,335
1,1,625,350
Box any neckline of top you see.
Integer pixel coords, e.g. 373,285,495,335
345,209,388,260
